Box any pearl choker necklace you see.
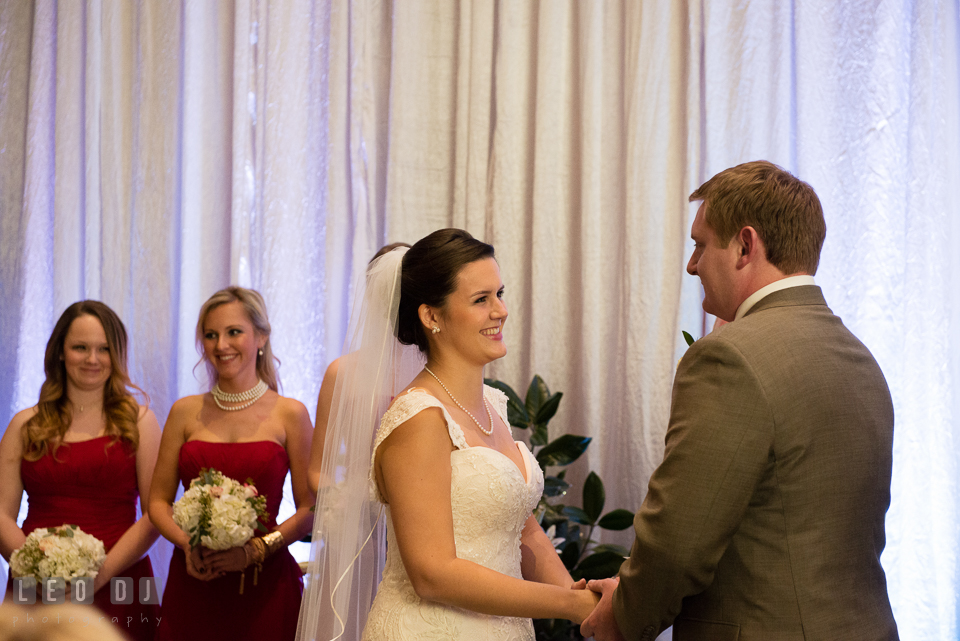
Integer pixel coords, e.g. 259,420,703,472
424,366,493,436
212,379,268,411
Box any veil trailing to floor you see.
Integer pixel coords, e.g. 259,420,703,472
295,247,423,641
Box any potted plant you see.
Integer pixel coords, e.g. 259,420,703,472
485,375,636,641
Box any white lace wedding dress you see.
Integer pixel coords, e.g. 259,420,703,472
361,386,544,641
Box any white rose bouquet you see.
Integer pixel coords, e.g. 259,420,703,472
10,524,106,581
173,467,268,550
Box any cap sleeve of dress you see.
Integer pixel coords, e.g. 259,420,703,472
368,389,470,502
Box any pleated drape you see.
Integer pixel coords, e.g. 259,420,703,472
381,1,694,515
1,1,958,638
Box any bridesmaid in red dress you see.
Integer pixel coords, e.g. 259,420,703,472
0,301,162,641
149,287,313,641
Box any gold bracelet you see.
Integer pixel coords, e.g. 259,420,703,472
261,531,285,558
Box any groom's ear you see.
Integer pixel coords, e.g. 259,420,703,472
418,304,440,333
735,226,765,268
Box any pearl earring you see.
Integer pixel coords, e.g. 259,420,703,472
431,326,440,334
258,348,264,357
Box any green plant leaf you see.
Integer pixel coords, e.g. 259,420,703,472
538,503,567,529
559,540,580,570
562,506,592,525
556,520,577,541
525,375,550,420
597,509,636,531
533,391,563,425
682,330,696,346
530,423,549,447
571,550,626,582
536,434,591,467
542,475,570,498
582,472,605,523
484,378,529,428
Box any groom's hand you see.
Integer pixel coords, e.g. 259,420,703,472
580,577,627,641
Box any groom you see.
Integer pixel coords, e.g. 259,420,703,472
582,161,898,641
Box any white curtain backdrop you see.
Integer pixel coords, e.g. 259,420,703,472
1,1,957,639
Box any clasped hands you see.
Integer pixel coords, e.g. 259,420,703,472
576,576,627,641
183,544,251,581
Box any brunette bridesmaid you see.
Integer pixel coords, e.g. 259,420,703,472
0,301,162,640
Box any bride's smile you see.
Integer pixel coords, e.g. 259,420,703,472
433,256,509,367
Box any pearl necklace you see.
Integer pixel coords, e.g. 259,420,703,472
212,379,268,412
424,366,493,436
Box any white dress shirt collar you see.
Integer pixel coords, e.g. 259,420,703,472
734,275,816,321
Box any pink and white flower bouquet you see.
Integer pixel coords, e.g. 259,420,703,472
10,524,106,582
173,467,268,550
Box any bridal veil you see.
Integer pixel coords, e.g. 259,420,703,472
296,247,423,641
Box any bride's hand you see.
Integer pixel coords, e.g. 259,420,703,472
570,584,601,623
580,577,627,641
570,578,587,590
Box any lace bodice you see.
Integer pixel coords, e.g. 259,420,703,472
362,386,544,641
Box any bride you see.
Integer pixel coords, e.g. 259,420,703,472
297,229,598,640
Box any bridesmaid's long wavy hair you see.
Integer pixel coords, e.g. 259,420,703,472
195,287,280,392
22,301,145,462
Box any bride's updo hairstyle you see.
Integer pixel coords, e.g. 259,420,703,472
397,228,494,356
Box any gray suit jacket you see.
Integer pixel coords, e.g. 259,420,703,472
613,286,898,641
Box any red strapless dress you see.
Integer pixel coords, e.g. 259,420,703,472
15,436,159,641
156,441,303,641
